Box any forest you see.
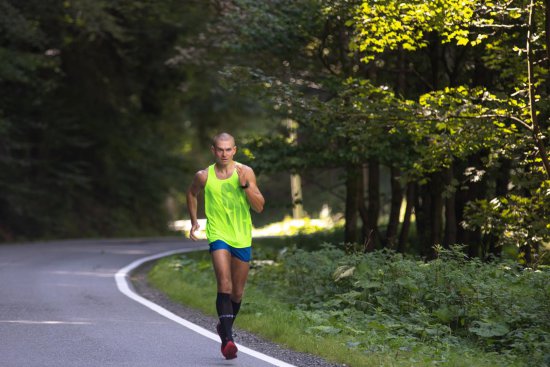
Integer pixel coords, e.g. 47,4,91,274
1,0,548,264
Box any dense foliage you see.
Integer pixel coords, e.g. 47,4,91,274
259,246,550,363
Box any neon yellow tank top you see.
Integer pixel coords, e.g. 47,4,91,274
205,163,252,248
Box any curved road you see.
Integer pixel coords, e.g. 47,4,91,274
0,238,293,367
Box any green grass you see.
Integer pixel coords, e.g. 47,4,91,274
148,249,528,367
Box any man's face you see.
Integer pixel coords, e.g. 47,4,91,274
211,138,236,164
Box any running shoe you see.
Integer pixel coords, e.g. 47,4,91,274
221,340,238,360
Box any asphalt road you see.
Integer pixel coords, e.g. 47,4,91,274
0,238,293,367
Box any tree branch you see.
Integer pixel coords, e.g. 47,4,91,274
471,24,527,29
478,114,533,131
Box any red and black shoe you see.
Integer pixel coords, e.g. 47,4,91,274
221,340,238,360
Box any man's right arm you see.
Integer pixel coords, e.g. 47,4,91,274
186,170,207,241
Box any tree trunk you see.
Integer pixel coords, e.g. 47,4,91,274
429,172,444,258
344,165,360,243
397,47,406,95
429,31,441,90
545,0,550,74
386,165,403,249
487,159,511,258
364,159,380,251
522,244,533,265
290,172,304,219
527,0,550,178
398,182,415,253
443,165,457,247
415,182,431,257
455,156,485,258
416,172,444,258
386,48,406,250
286,119,304,219
358,163,369,244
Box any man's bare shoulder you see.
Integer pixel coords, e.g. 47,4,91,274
194,168,208,186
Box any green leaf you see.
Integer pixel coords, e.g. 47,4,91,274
468,321,510,337
333,265,356,282
433,306,453,323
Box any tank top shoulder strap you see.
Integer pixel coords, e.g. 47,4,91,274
207,164,215,177
206,164,216,187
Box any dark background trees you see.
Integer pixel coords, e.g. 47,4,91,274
0,0,211,239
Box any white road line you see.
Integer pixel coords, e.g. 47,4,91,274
115,247,297,367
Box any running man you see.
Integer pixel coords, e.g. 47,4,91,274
186,132,265,360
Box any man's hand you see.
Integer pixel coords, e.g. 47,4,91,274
189,221,200,241
186,169,207,241
235,163,265,213
235,163,249,187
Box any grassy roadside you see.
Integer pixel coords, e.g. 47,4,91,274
148,255,387,366
147,249,525,367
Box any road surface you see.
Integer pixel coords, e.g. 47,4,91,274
0,238,294,367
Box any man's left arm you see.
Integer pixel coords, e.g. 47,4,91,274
236,164,265,213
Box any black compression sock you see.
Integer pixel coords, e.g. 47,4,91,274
231,300,241,321
216,292,234,344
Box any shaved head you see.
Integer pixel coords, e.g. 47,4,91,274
212,132,235,147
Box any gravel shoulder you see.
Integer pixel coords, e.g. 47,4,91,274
130,260,344,367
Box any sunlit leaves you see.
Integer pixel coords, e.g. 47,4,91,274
347,0,536,61
348,0,517,61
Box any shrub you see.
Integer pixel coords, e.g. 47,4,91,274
251,244,550,365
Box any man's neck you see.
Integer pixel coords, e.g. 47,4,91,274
215,161,234,173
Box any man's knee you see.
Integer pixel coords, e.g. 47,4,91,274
231,290,244,302
217,279,232,293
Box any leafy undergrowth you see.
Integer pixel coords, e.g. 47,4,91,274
148,244,550,367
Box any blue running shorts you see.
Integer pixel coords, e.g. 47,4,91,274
209,240,252,262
